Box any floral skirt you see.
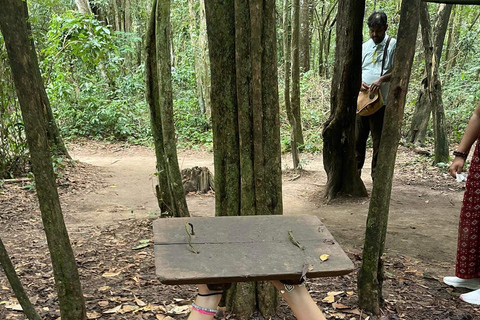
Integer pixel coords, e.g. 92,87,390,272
456,140,480,279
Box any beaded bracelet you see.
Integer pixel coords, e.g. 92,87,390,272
453,150,468,159
192,302,218,316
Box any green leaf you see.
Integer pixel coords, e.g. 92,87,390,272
138,239,151,244
132,243,149,250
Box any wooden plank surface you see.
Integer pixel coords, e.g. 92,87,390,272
154,215,354,285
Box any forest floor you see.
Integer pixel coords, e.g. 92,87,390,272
1,140,480,320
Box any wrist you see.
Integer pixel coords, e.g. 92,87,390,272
453,150,468,160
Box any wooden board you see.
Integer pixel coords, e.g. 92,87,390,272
153,215,354,285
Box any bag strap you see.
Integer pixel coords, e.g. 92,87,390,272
380,36,392,76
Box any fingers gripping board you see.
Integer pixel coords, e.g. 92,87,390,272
153,215,354,285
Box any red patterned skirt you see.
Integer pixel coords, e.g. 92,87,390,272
456,140,480,279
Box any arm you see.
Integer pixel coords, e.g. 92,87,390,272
369,72,391,92
449,101,480,178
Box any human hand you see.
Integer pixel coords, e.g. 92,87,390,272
369,78,383,92
361,82,370,91
449,157,466,178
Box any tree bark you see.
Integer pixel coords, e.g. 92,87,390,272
444,5,456,73
357,0,419,314
205,0,281,317
299,0,310,72
145,0,189,217
75,0,92,14
316,1,337,77
291,0,305,147
406,77,431,147
431,4,452,164
199,0,211,116
321,0,366,200
0,237,42,320
284,0,299,169
0,1,86,319
188,0,207,115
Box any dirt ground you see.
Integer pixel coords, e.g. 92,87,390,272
1,140,480,319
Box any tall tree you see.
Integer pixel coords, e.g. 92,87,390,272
315,0,337,78
321,0,366,200
0,1,86,319
357,0,420,314
284,0,300,169
205,0,282,317
291,0,305,148
406,3,451,161
145,0,189,217
299,0,310,72
187,0,210,116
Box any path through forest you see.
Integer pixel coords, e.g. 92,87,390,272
68,141,463,279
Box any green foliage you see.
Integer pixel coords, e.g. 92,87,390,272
41,11,150,142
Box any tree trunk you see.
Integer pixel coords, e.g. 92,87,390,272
284,0,299,169
357,0,419,314
406,77,431,147
431,4,452,164
188,0,207,115
299,0,310,72
0,237,42,320
75,0,92,14
0,1,86,319
145,0,189,217
291,0,305,147
124,0,132,33
444,5,456,73
205,0,281,317
316,1,337,78
321,0,366,200
199,0,211,117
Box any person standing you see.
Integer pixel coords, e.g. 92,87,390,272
356,11,397,179
443,101,480,305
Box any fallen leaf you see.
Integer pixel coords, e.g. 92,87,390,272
5,303,22,311
132,243,149,250
156,315,166,320
308,265,314,271
327,291,344,296
102,271,121,277
139,239,151,243
332,302,349,309
320,254,330,261
98,301,109,307
121,305,138,312
135,296,147,307
330,313,346,319
87,312,101,319
103,305,122,314
347,291,354,296
322,295,335,303
168,305,190,315
1,286,9,290
98,286,111,292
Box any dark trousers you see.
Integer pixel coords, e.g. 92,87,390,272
355,106,386,178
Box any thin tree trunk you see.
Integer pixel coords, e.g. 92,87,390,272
299,0,310,72
0,237,42,320
154,0,190,217
199,0,211,117
321,0,366,200
124,0,132,33
444,5,456,73
284,0,299,169
357,0,419,314
145,0,174,215
431,4,452,164
0,1,86,319
188,0,206,114
291,0,304,147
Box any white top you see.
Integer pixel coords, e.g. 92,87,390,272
362,34,397,102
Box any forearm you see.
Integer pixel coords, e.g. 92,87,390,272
457,102,480,155
380,72,391,83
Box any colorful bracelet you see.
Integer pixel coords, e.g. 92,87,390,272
192,302,218,315
453,150,468,159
